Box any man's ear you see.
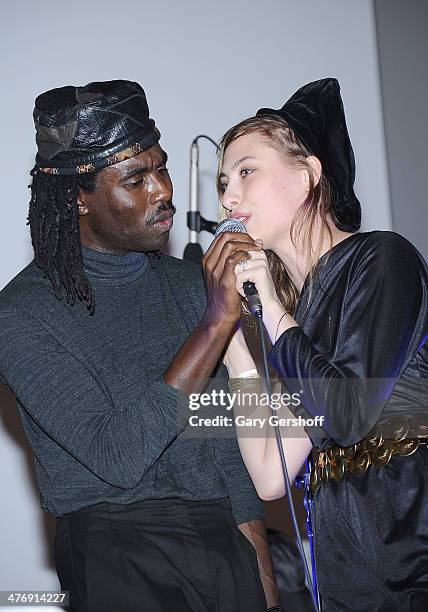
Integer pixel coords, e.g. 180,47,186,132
303,156,322,191
77,190,89,216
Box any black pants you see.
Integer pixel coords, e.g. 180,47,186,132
54,497,267,612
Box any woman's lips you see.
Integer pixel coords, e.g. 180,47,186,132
231,214,251,225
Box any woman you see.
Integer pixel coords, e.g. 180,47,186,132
214,79,428,610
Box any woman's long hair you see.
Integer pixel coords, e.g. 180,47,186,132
216,115,335,318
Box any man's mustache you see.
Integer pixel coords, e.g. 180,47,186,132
147,202,176,225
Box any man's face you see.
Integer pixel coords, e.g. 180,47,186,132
78,143,175,253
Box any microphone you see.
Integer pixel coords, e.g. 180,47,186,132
214,218,263,317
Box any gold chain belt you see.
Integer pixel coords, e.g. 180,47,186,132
310,435,428,494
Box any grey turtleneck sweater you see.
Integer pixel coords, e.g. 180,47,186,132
0,248,263,524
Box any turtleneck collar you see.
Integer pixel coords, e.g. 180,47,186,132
81,245,148,284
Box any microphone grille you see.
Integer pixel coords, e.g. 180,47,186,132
215,217,246,236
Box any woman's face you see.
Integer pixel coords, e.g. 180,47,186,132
219,132,308,250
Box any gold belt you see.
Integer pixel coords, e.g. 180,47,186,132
310,435,428,494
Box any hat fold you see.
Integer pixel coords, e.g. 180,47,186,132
257,78,361,232
34,80,160,175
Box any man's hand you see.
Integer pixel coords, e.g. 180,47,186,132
202,232,263,326
238,519,280,609
163,232,261,394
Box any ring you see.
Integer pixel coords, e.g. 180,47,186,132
239,259,248,271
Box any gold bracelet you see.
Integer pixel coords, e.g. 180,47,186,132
228,377,261,394
236,368,258,378
228,368,260,394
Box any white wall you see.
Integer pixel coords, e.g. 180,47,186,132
374,0,428,260
0,0,390,595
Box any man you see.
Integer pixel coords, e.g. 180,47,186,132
0,80,280,611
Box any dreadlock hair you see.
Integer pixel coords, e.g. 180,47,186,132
27,168,99,315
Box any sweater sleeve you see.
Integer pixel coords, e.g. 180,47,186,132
0,311,190,489
214,434,265,524
269,234,426,446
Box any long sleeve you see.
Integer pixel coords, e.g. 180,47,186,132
269,233,427,446
0,311,189,490
213,429,265,524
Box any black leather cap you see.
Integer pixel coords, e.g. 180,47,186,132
257,78,361,232
34,80,160,175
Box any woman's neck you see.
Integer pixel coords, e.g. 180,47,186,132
272,220,355,294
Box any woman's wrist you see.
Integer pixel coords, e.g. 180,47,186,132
263,300,298,344
223,328,256,377
225,355,256,378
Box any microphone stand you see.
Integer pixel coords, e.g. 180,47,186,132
255,311,320,612
183,136,218,264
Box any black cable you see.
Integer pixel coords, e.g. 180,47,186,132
255,313,319,612
191,132,319,609
192,134,219,150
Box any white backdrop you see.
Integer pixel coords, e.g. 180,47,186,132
0,0,391,596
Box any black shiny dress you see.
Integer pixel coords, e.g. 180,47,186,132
269,230,428,611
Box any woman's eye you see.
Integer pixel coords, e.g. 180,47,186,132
220,182,228,192
240,168,254,178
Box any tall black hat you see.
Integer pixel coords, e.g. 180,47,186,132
33,80,160,175
257,78,361,232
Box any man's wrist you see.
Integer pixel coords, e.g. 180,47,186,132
201,310,237,337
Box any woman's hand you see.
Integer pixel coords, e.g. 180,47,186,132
234,249,281,310
234,248,299,343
